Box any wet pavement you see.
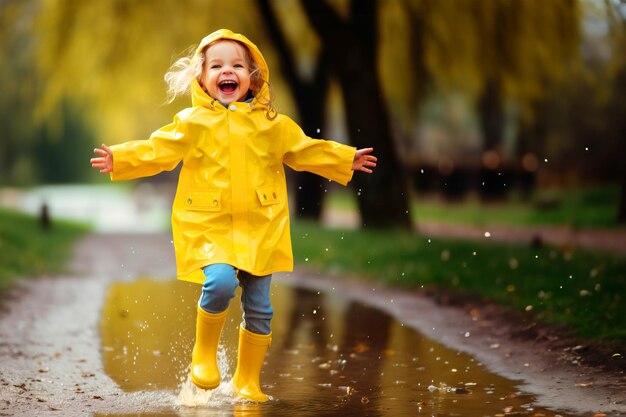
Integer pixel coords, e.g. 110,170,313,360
1,224,623,416
0,186,624,417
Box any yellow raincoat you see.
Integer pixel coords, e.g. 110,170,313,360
109,29,356,284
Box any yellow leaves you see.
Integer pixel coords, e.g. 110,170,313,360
406,0,581,113
31,0,267,143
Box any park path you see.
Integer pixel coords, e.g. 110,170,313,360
323,209,626,255
0,232,624,416
1,185,625,415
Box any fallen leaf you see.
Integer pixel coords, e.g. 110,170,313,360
361,395,369,404
353,343,369,353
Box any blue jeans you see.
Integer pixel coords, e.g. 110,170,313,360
199,264,274,335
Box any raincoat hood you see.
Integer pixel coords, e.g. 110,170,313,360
191,29,270,109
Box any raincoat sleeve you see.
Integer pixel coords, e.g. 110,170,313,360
109,112,191,181
281,116,356,186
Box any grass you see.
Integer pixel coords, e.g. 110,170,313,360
291,220,626,341
0,207,89,292
326,185,622,228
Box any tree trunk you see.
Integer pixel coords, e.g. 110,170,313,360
257,0,329,220
479,79,504,152
618,172,626,224
477,78,507,201
300,0,411,229
616,69,626,224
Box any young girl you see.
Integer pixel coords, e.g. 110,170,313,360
90,29,376,402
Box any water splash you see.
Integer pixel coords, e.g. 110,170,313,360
176,344,241,408
177,377,241,408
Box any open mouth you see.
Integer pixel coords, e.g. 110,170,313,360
219,80,238,94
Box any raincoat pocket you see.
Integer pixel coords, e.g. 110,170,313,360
185,190,222,211
255,186,280,206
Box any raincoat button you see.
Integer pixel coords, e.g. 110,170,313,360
263,194,267,200
187,197,192,205
272,192,277,199
229,104,236,112
213,199,218,206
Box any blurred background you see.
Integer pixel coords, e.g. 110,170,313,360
0,0,625,230
1,0,626,370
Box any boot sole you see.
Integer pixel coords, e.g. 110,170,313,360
191,375,220,390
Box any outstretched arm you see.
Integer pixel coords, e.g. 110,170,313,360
352,148,377,174
90,144,113,173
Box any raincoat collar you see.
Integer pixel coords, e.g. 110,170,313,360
191,29,270,110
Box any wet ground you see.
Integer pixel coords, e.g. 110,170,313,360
97,277,578,417
1,233,624,416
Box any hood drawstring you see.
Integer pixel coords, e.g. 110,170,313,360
265,106,277,121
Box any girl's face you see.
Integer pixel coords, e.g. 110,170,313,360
201,40,252,105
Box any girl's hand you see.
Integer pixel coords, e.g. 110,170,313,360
91,144,113,173
352,148,377,174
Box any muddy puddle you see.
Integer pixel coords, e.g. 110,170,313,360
96,277,580,417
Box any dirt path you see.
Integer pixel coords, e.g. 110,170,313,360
0,233,625,416
323,210,626,255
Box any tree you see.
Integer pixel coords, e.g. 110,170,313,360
605,0,626,223
257,0,331,221
299,0,412,229
411,0,581,197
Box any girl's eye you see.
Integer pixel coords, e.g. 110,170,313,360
211,64,221,69
234,64,244,68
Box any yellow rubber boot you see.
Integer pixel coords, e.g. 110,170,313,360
232,326,272,402
191,307,228,390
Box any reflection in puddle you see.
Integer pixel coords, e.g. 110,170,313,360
99,277,578,416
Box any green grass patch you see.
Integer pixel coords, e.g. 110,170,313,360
0,208,89,292
327,185,622,228
292,220,626,341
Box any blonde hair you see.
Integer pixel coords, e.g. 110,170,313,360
165,40,276,119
